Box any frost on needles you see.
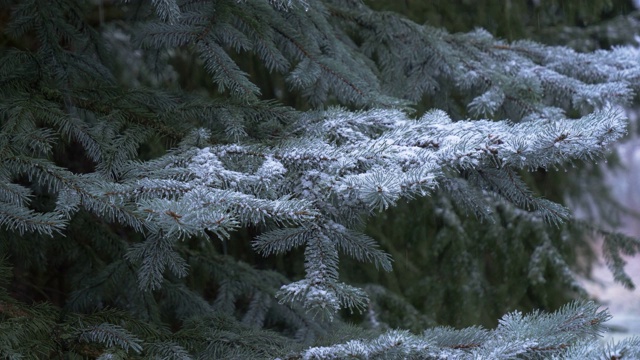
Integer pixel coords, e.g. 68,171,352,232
125,106,624,316
2,0,640,358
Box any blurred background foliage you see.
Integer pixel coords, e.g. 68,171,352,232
366,0,635,42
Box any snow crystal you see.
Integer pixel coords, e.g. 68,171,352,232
257,156,286,177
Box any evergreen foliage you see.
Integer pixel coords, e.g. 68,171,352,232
1,0,640,358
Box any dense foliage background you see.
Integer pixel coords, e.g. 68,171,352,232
2,0,640,358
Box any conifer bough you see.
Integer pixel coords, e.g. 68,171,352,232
1,0,640,358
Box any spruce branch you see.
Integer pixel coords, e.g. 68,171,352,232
292,301,611,359
77,323,144,354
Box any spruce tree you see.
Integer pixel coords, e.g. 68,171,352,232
1,0,640,358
